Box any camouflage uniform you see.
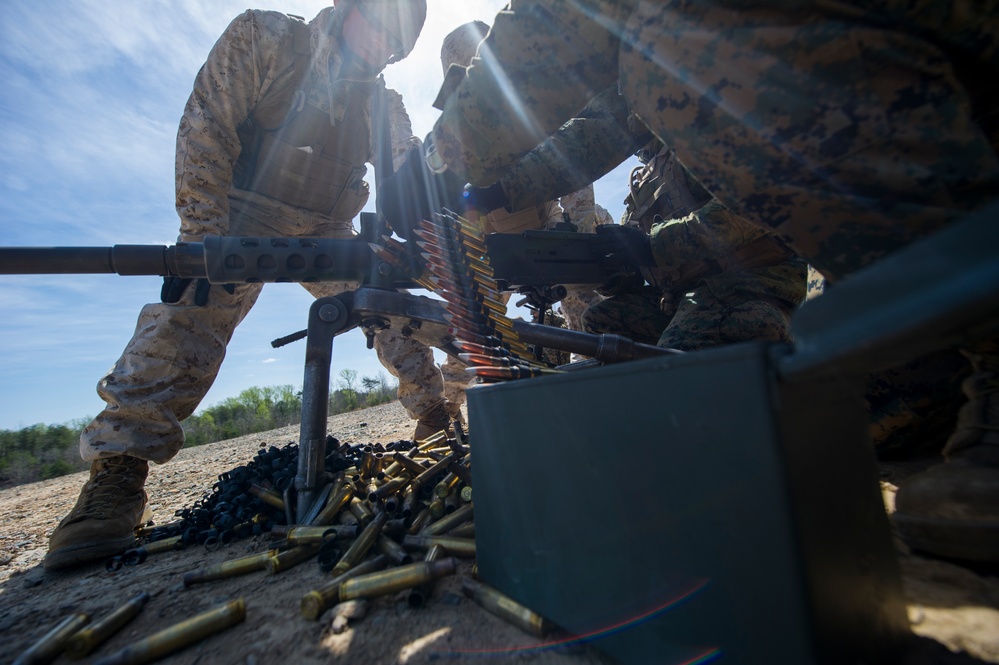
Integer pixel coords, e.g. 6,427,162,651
583,139,806,350
81,8,441,464
430,1,999,561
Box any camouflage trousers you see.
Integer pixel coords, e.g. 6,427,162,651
80,190,451,463
582,258,807,350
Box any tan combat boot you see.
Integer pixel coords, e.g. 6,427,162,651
44,455,149,571
894,342,999,563
413,401,452,443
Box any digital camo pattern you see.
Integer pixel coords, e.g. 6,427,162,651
82,8,429,462
435,0,999,282
434,0,999,454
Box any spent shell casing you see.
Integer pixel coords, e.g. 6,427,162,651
429,499,445,520
13,612,90,665
407,544,446,609
330,511,387,577
448,522,475,539
266,544,320,575
247,484,285,510
348,496,374,526
311,484,355,527
391,452,429,477
460,486,473,504
300,554,389,620
183,549,278,587
339,558,459,602
448,460,472,486
407,507,432,535
283,527,341,546
91,599,245,665
376,535,413,565
370,473,410,501
433,472,461,500
65,592,150,659
462,580,553,638
420,502,474,536
402,535,476,558
411,453,458,490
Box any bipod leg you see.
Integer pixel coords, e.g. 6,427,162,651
296,295,352,522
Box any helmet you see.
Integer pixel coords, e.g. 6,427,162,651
440,20,489,74
342,0,428,63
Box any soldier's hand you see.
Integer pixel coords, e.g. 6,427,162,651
592,224,656,267
379,146,462,241
160,277,234,306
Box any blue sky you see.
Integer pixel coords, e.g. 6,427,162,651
0,0,638,430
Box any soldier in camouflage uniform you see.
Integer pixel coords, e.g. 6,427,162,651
417,1,999,563
582,137,807,351
44,1,429,571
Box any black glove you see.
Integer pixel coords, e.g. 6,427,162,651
458,182,509,214
591,224,656,267
161,277,234,306
378,146,463,242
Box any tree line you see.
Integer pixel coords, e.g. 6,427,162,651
0,370,397,488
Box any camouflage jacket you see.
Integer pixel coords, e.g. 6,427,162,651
175,8,418,240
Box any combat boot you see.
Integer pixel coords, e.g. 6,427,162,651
894,342,999,563
413,401,452,442
44,455,149,571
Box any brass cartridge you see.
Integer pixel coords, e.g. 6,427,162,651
411,453,457,492
407,507,432,535
348,497,374,526
282,527,342,546
300,554,389,620
428,499,445,520
376,535,413,566
462,580,553,638
65,592,150,659
330,511,387,577
247,484,285,510
13,612,90,665
337,510,359,527
448,522,475,539
377,460,403,481
443,492,460,514
339,558,458,602
402,535,476,559
266,544,320,575
416,430,448,450
447,462,472,486
120,535,183,566
433,472,461,500
90,599,246,665
407,545,445,609
358,447,375,478
400,485,419,518
370,473,410,501
460,486,473,504
183,549,278,587
311,483,355,527
421,503,474,536
391,452,429,477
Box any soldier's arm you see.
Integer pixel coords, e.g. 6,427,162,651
174,10,296,240
430,0,629,185
499,85,652,212
382,86,422,173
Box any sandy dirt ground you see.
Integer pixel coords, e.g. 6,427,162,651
1,400,997,665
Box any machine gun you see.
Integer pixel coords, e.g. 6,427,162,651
0,214,672,518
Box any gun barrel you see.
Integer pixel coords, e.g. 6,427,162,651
0,236,375,283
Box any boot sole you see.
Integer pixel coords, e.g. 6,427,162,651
894,513,999,564
43,534,136,571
